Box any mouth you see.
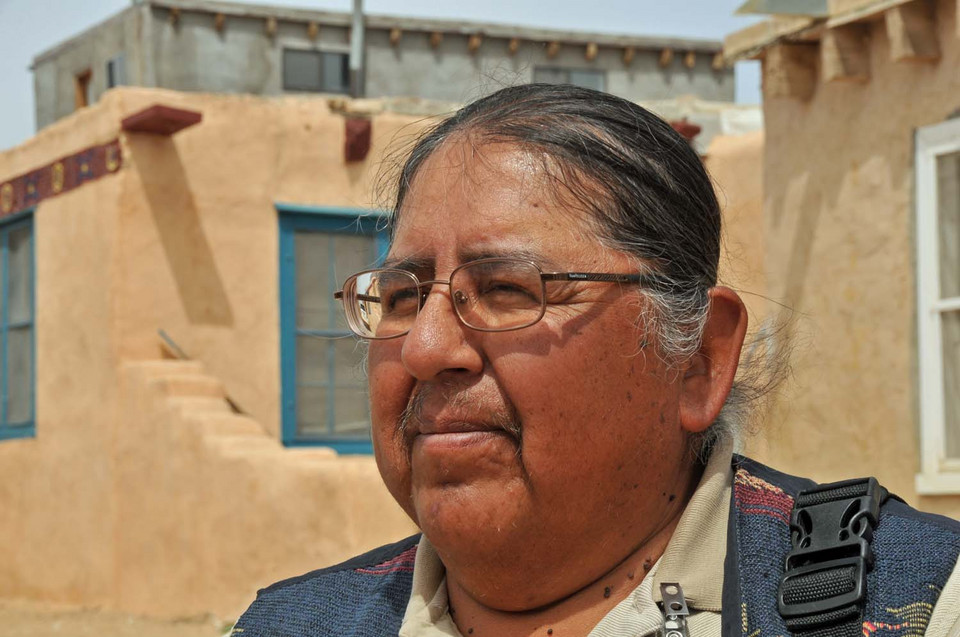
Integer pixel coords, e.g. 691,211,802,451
396,384,523,450
413,428,515,454
416,419,503,435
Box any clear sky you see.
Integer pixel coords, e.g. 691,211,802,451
0,0,763,151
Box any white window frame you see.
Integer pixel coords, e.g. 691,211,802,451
915,117,960,494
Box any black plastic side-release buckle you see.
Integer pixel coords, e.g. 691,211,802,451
777,477,888,634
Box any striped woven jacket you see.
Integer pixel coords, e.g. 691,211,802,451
233,456,960,637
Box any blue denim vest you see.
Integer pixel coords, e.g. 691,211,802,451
234,456,960,637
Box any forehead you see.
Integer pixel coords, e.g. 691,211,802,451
389,139,606,267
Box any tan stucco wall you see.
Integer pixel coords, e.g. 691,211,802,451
0,103,125,606
0,88,424,618
708,130,766,317
756,0,960,517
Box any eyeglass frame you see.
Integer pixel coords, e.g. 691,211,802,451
333,257,662,340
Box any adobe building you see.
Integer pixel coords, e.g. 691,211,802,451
33,0,733,134
0,88,427,618
0,84,764,619
726,0,960,517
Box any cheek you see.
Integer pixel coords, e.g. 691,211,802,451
367,344,410,424
367,343,417,517
497,335,678,476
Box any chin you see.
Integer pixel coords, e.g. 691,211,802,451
414,480,533,562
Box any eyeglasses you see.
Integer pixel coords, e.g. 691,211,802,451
333,257,656,340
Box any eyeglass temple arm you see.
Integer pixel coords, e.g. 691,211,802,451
541,272,649,284
333,291,381,302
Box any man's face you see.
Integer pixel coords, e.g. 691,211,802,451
367,139,694,609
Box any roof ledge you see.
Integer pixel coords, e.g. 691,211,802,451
724,16,818,60
724,0,917,60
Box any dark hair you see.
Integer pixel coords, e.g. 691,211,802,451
387,83,749,457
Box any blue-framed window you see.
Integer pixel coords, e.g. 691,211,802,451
0,212,35,441
278,204,388,452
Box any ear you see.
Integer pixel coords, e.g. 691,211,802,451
679,286,748,434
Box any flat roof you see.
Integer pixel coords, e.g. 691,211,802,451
34,0,723,65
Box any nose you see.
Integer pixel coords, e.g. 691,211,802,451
400,286,484,381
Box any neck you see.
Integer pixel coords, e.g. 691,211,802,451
444,496,688,637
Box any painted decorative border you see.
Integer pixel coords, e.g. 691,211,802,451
0,139,122,218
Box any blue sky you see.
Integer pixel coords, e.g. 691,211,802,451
0,0,763,151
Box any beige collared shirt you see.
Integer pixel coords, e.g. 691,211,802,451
399,441,960,637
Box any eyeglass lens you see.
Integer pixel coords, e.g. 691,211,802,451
343,260,546,338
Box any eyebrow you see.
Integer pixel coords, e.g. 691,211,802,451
379,255,433,271
381,247,563,273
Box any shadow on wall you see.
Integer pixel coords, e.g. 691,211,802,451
127,136,234,326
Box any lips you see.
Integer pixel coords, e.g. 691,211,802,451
415,418,501,436
396,383,524,450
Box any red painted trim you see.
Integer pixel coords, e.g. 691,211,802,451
0,139,122,218
121,104,202,135
670,118,702,142
344,117,372,163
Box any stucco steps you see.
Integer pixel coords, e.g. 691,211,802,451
184,413,266,438
135,359,206,379
204,434,283,459
167,396,232,416
203,436,346,474
132,360,349,471
149,374,226,399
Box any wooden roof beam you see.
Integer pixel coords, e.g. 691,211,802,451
764,43,817,100
468,33,483,54
821,24,869,82
885,0,939,62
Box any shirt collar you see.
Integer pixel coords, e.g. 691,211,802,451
651,437,733,612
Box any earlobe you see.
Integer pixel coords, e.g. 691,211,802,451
678,287,748,434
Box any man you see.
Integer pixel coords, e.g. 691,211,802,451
235,85,960,636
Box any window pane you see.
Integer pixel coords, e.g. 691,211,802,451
333,234,376,286
533,67,568,84
321,52,350,94
8,226,31,325
289,222,378,443
937,151,960,299
334,337,366,383
7,326,32,425
107,55,126,89
296,334,328,386
297,232,375,331
332,234,377,331
295,232,331,331
944,311,960,459
296,386,329,437
333,337,368,437
569,69,605,92
334,387,369,438
283,49,322,91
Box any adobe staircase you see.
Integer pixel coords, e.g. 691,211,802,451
113,359,415,620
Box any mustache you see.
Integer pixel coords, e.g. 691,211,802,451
396,383,523,445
